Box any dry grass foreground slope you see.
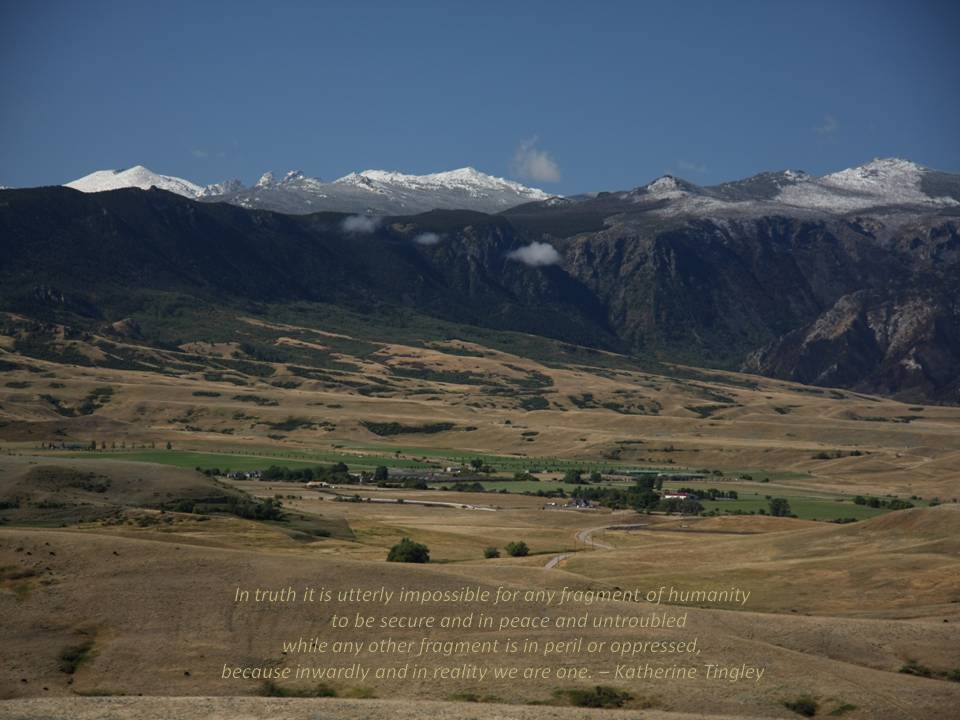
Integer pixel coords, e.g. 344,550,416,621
1,502,959,719
0,696,778,720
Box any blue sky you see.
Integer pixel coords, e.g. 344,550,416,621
1,0,958,194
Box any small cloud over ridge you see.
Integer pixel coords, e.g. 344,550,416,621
414,232,442,246
507,241,561,267
341,215,379,233
511,136,561,183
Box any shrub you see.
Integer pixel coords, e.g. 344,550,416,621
898,659,932,677
564,685,631,708
387,537,430,563
361,421,454,436
58,640,95,674
828,704,858,716
783,695,819,717
885,498,914,510
505,541,529,557
448,691,500,703
483,547,500,559
260,681,336,697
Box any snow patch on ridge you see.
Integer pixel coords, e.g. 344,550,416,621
335,166,550,202
66,165,205,198
776,158,958,211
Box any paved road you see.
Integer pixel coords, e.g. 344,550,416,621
544,552,574,570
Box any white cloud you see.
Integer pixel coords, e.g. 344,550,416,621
815,114,839,136
341,215,379,233
191,148,209,159
507,241,561,267
511,136,561,183
413,232,441,246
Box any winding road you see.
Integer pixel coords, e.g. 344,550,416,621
544,522,648,569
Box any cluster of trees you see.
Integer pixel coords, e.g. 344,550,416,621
571,484,654,509
260,463,351,484
47,440,171,450
571,476,659,510
371,467,433,490
526,488,567,498
676,487,738,500
449,481,486,493
570,477,704,515
853,496,914,510
768,497,792,517
562,469,603,485
168,495,284,521
468,458,496,473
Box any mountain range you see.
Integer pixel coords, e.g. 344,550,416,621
3,157,959,403
65,165,552,215
60,158,960,216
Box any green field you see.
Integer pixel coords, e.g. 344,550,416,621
42,448,916,522
428,477,905,522
338,441,689,474
47,440,806,485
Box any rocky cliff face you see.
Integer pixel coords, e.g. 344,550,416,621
744,291,960,402
738,217,960,402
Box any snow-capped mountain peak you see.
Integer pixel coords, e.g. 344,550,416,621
820,157,924,193
334,166,550,199
62,162,552,214
254,172,276,189
607,158,959,218
775,157,957,211
191,165,553,215
65,165,205,198
198,178,245,197
59,157,955,219
644,175,702,197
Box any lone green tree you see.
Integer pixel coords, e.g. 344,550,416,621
387,538,430,563
373,465,389,483
563,469,584,484
505,541,529,557
769,497,792,517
